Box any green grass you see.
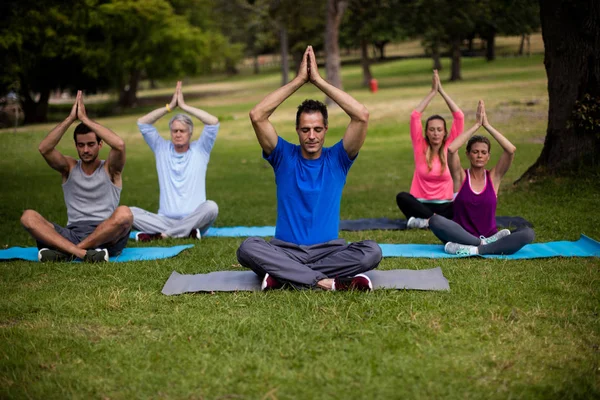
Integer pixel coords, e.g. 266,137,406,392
1,52,599,399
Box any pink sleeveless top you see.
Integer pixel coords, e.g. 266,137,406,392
452,169,497,237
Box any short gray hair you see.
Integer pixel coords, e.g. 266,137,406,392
169,113,193,134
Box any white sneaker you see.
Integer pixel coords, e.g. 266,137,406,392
480,229,511,245
407,217,429,229
444,242,478,256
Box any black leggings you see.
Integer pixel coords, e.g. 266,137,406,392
396,192,453,219
429,214,535,255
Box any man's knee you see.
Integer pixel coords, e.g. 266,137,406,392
356,240,383,269
236,237,266,263
113,206,133,229
20,209,40,228
205,200,219,219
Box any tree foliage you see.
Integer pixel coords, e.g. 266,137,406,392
0,0,242,120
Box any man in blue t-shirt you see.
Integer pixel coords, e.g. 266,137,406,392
129,81,219,242
237,46,382,291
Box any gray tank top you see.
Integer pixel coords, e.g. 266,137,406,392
63,160,121,225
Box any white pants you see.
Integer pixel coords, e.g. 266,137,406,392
131,200,218,238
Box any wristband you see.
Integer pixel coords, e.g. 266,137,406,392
166,104,172,113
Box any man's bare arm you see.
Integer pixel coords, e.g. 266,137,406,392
249,47,310,155
77,93,126,176
39,93,79,177
307,46,368,159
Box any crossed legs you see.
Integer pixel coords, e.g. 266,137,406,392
21,206,133,259
131,200,218,238
236,237,383,289
429,214,535,255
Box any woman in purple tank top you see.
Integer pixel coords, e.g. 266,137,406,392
429,101,534,255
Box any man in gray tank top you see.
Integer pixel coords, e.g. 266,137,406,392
20,91,133,262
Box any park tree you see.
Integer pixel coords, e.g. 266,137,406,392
518,0,600,181
407,0,480,80
325,0,348,102
0,0,110,123
96,0,237,108
213,1,273,75
342,0,406,86
475,0,540,61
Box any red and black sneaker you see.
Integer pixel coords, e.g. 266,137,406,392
261,273,284,291
333,274,373,291
135,232,163,242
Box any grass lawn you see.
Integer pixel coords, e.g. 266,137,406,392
1,49,599,399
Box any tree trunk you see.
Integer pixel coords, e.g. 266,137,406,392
118,69,141,108
22,87,50,124
253,54,260,75
374,41,386,60
485,30,496,61
518,34,526,55
450,38,462,81
431,41,442,71
279,25,289,86
361,39,373,87
324,0,348,105
516,0,600,182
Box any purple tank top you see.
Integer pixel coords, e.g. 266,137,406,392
452,169,497,237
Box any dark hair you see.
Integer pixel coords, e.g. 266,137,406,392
73,123,100,143
424,115,448,173
296,99,328,129
466,135,491,152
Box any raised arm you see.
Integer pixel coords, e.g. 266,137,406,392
448,101,484,185
414,70,439,114
77,94,126,177
306,46,368,159
436,71,461,113
137,82,180,125
177,86,218,126
482,106,516,189
38,93,79,178
249,48,310,155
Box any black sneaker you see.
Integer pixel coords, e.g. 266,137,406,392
83,248,109,263
38,248,73,262
188,228,201,240
333,274,373,291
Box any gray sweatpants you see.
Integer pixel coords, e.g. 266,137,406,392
429,214,535,255
131,200,218,238
236,237,383,288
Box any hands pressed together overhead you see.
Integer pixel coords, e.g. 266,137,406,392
297,46,321,84
167,81,186,112
68,91,89,123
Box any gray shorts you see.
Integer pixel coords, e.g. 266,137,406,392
36,220,129,256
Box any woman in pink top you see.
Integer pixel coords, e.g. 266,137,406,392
429,100,534,255
396,70,464,229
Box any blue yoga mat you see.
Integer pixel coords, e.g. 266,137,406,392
129,216,532,239
0,245,194,262
128,226,276,240
379,235,600,259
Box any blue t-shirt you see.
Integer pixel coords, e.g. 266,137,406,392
138,122,219,219
264,137,355,245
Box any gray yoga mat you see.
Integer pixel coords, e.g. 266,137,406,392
161,267,450,295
